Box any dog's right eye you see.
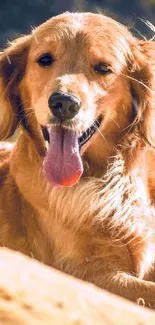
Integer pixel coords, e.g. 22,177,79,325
37,53,54,67
94,62,112,75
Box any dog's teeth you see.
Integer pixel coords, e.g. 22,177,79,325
45,141,49,150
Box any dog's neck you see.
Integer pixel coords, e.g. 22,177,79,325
10,131,151,216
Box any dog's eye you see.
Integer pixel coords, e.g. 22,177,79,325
37,53,54,67
94,63,112,75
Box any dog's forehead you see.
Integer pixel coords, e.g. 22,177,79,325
29,13,133,66
32,13,131,47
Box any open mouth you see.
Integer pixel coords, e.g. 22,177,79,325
78,115,102,148
42,115,102,187
42,115,102,148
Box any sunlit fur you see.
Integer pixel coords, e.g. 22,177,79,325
1,12,155,307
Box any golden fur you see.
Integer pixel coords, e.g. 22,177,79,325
1,12,155,307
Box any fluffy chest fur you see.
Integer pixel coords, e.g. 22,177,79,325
1,137,153,284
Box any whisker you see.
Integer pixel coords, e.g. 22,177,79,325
102,112,120,128
120,73,151,91
93,119,106,140
95,104,121,129
96,127,106,140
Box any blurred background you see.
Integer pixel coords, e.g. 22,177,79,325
0,0,155,48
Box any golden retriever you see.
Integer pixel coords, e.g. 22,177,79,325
1,12,155,307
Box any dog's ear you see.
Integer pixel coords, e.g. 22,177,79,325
122,39,155,171
131,40,155,146
0,35,31,140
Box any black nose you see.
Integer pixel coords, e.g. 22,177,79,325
48,92,81,120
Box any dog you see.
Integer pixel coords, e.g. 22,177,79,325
0,12,155,307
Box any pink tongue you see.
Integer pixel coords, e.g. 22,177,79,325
43,126,83,187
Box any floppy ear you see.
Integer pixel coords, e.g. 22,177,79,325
0,35,31,140
122,39,155,170
131,40,155,146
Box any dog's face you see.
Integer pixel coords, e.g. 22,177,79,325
0,13,155,186
24,14,132,130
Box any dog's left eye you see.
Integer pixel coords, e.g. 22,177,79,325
94,62,112,75
37,53,54,67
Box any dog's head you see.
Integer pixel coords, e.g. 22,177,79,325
0,12,155,186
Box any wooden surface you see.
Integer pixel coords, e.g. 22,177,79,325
0,248,154,324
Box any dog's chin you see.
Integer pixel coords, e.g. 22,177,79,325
41,115,102,187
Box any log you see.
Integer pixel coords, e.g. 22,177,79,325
0,248,154,324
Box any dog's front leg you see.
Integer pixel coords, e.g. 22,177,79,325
95,271,155,308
